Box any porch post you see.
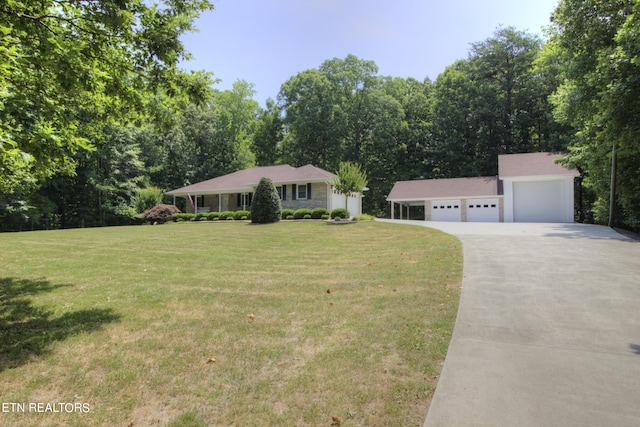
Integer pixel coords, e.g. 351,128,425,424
400,203,403,220
407,204,410,220
195,195,198,214
391,201,394,220
218,194,222,212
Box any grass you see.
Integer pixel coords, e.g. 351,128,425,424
0,221,462,426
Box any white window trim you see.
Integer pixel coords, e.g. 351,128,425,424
297,183,307,200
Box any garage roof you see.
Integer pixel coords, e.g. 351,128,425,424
387,176,500,201
498,152,579,178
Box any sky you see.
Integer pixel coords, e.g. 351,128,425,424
179,0,560,107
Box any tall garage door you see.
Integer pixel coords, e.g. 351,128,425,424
513,181,565,222
431,200,461,222
467,199,500,222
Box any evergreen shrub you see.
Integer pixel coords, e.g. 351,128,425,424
234,210,251,220
281,209,295,219
330,208,350,220
311,208,329,219
293,208,312,219
251,177,282,224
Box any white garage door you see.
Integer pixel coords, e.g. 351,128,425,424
431,200,461,222
513,181,565,222
467,198,500,222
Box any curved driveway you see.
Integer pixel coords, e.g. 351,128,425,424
382,220,640,426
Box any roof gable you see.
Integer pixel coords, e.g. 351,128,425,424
498,152,579,178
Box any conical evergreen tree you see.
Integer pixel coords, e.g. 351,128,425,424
251,177,281,224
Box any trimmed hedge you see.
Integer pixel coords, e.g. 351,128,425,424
219,211,234,220
293,208,312,219
311,207,329,219
281,209,295,219
330,208,350,220
172,213,195,222
234,210,251,220
206,212,220,220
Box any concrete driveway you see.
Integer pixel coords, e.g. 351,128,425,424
381,220,640,426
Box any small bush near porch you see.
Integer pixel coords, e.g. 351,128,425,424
0,222,461,426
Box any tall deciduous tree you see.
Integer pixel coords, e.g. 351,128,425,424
0,0,214,196
549,0,640,229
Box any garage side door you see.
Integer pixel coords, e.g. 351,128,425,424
431,200,461,222
513,181,564,222
467,198,500,222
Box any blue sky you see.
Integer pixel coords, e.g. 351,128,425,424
179,0,560,107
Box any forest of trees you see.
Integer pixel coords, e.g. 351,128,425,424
1,0,639,232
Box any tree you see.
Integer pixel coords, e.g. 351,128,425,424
278,69,344,169
549,0,640,230
250,177,281,224
252,98,283,166
0,0,214,196
331,162,368,217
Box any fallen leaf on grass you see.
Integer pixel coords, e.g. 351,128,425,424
331,415,342,425
207,357,217,363
247,313,255,320
326,289,331,294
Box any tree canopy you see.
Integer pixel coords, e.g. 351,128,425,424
0,0,214,196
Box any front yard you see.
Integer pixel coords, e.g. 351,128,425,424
0,221,462,426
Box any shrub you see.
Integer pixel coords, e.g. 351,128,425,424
251,177,282,224
172,213,195,222
281,209,295,219
293,208,312,219
234,210,250,220
353,214,375,221
195,212,208,221
303,214,312,220
311,207,329,219
321,214,330,220
134,187,163,214
206,212,220,220
142,204,180,224
330,208,350,220
226,216,234,220
219,211,234,220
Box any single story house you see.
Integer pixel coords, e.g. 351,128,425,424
166,164,364,217
387,152,580,223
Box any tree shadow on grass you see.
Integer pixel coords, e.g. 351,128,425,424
0,277,120,372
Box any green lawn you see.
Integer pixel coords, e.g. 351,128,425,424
0,221,462,426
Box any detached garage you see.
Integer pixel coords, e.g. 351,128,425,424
387,152,579,223
387,176,503,222
499,152,579,223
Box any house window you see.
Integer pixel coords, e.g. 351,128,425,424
276,186,283,200
196,195,205,207
297,184,307,200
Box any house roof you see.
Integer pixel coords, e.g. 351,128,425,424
387,176,500,201
166,164,337,196
498,152,579,178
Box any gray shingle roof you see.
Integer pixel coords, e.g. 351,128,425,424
498,152,579,178
387,176,500,201
166,164,336,195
